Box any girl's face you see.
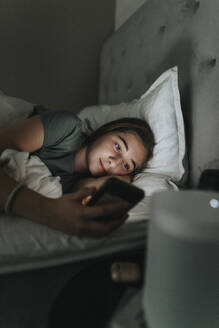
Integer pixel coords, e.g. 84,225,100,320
86,131,148,176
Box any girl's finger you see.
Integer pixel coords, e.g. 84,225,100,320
66,187,97,201
77,213,128,237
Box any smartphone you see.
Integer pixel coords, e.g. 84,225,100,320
86,177,145,207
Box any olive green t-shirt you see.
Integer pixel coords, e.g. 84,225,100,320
32,107,86,193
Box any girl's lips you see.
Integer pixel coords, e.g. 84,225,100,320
99,158,106,172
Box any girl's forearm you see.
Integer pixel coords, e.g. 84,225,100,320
0,166,52,225
13,184,55,227
0,167,131,236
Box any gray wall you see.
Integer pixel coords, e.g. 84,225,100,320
0,1,115,113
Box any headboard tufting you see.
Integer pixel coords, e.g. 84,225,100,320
98,0,219,187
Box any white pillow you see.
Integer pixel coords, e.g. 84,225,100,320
78,66,186,184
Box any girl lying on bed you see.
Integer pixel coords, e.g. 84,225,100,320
0,108,154,236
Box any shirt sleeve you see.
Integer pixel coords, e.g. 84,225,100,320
34,107,84,152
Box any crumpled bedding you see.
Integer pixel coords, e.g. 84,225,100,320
0,149,62,198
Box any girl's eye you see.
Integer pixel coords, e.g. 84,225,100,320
124,163,130,170
115,143,121,151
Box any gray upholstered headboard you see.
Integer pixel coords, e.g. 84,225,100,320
98,0,219,187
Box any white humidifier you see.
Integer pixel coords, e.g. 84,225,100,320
143,190,219,328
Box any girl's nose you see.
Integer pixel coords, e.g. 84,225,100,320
109,156,122,168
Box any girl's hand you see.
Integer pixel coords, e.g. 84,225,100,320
47,187,131,237
8,171,131,237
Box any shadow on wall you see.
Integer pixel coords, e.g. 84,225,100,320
0,0,115,112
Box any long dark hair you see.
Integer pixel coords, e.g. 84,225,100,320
86,117,155,175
